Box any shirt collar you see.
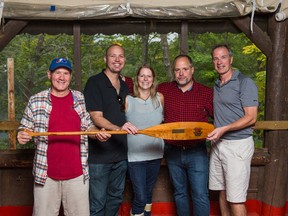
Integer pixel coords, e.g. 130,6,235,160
174,80,194,92
215,70,239,87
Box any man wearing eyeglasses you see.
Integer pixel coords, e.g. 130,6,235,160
84,44,137,216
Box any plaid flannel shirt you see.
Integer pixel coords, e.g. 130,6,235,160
18,88,93,185
158,81,213,146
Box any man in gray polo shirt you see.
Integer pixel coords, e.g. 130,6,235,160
207,44,258,216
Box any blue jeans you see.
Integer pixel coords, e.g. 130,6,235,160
165,142,210,216
89,160,127,216
128,159,161,215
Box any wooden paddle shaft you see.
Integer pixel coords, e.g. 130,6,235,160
26,130,127,137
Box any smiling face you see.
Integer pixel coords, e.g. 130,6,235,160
212,46,233,77
104,45,126,74
137,67,154,90
47,67,72,97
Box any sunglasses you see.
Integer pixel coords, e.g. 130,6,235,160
117,95,125,112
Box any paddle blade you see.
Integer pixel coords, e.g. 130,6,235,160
138,122,214,140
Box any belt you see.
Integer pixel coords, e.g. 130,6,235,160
174,144,202,150
173,142,205,151
176,145,193,150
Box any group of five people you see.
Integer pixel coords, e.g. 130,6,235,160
17,43,258,216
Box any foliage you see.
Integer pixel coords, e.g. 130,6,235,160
0,32,266,149
185,32,261,85
241,44,266,121
0,34,75,119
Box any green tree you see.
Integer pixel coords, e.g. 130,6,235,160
0,32,265,149
242,44,266,147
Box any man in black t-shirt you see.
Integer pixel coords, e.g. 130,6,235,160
84,44,137,216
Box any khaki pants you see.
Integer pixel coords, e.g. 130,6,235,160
33,175,89,216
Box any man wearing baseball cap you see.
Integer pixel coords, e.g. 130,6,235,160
17,57,111,216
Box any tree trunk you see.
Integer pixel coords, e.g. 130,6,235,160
141,34,148,65
160,34,172,81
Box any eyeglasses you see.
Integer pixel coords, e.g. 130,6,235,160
117,95,125,112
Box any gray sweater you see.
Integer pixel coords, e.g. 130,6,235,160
125,94,164,162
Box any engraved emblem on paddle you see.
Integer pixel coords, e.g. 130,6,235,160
193,127,203,137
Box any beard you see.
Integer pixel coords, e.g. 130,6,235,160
176,77,192,87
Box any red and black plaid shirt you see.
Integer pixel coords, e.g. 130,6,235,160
158,81,213,145
124,76,134,94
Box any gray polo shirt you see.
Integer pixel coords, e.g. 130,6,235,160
213,70,258,140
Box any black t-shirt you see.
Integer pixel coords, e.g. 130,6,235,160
84,70,129,163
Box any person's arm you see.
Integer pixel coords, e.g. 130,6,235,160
89,111,121,130
17,99,34,145
89,111,138,134
87,125,111,142
207,106,258,141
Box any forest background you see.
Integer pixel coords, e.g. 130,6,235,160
0,32,266,149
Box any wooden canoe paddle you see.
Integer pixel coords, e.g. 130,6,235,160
24,122,215,140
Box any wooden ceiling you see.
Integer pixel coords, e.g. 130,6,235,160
0,13,271,57
3,15,268,35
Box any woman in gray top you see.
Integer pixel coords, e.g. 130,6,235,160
125,65,164,216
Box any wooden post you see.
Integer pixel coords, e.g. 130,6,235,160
261,16,288,210
73,23,82,91
7,58,16,149
180,21,188,55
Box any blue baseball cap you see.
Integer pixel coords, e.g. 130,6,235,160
49,58,72,72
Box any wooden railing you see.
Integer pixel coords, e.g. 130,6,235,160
0,121,20,131
254,121,288,130
2,120,287,167
1,120,287,135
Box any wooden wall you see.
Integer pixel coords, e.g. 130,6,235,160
0,148,270,213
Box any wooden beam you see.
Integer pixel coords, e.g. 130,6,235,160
255,121,288,130
0,148,269,168
231,16,272,58
73,23,82,91
0,121,20,131
0,20,29,52
7,58,16,149
0,120,287,132
261,16,288,209
0,150,34,168
180,21,188,55
17,16,268,36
